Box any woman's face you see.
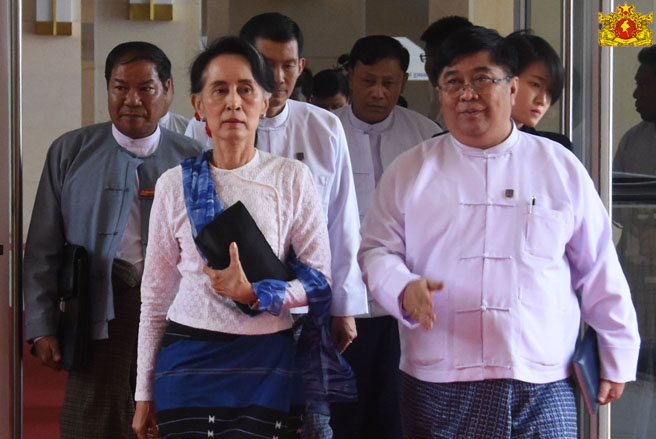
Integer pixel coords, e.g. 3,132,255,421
193,54,269,144
511,61,552,128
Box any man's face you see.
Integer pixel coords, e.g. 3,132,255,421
633,63,656,123
438,51,517,149
348,58,408,124
107,60,171,139
254,38,305,117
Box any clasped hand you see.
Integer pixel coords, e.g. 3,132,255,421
203,242,257,305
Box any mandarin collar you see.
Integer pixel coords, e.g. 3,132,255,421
346,104,395,135
259,100,290,130
450,120,518,157
111,124,161,158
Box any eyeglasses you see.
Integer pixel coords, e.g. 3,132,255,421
438,75,513,96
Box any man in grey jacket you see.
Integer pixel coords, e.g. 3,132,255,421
23,41,204,439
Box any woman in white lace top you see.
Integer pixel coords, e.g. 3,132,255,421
131,37,333,439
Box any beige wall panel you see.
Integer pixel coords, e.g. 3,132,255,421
366,0,427,42
22,0,82,233
221,0,365,73
206,0,230,42
472,0,513,36
366,0,430,116
428,0,471,22
529,1,564,133
94,0,202,124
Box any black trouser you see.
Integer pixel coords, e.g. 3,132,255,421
330,316,402,439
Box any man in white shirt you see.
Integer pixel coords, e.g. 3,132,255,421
331,35,439,439
359,26,640,438
239,13,367,438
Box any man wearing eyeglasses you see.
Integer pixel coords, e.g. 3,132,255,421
358,26,640,438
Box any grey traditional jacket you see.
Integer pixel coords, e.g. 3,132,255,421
24,122,204,340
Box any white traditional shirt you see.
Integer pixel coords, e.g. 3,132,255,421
359,125,640,385
159,111,190,135
335,104,440,316
257,101,366,316
135,150,331,400
112,125,160,276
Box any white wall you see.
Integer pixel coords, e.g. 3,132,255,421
22,0,82,234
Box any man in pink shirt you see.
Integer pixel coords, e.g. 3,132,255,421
358,26,640,438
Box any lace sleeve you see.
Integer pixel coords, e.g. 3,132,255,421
135,171,183,401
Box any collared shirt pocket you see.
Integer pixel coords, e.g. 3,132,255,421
524,204,571,260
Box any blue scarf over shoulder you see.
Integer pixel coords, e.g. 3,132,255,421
181,151,356,410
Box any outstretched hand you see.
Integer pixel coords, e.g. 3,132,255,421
203,242,257,305
401,278,443,330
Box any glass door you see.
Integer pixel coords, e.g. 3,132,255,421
527,0,656,437
610,0,656,436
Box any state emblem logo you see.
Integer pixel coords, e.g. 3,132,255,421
599,2,653,46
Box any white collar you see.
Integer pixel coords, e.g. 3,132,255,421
346,104,395,134
259,101,291,130
111,124,161,158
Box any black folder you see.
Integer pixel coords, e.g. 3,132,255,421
572,326,600,416
194,201,294,312
56,244,90,371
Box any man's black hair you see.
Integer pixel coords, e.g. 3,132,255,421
638,45,656,71
311,69,349,99
346,35,409,72
239,13,304,57
189,36,275,95
505,30,564,103
433,26,517,82
105,41,171,88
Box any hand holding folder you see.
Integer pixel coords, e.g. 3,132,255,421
572,326,600,416
194,201,293,313
30,244,91,371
